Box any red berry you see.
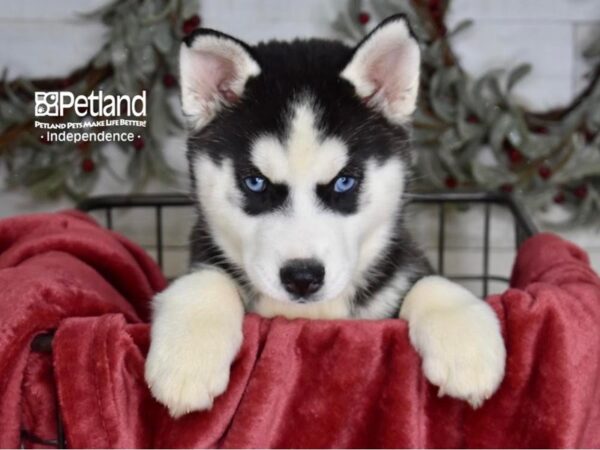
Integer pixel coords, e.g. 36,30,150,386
444,176,458,189
466,114,479,124
133,136,145,151
553,192,565,204
81,158,95,173
182,23,195,35
532,125,549,134
538,165,552,180
500,183,513,193
162,73,177,88
182,15,201,34
507,147,523,164
574,185,588,199
358,12,370,25
429,0,442,11
583,128,596,144
430,3,444,23
190,15,201,26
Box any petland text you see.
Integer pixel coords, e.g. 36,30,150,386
35,91,146,118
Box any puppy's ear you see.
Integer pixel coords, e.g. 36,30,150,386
180,30,261,129
341,15,420,124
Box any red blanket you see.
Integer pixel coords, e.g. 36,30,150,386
1,211,600,448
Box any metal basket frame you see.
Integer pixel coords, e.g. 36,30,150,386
22,190,537,448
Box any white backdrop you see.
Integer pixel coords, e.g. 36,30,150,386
1,0,599,276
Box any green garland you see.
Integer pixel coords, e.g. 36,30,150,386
1,0,599,224
0,0,200,199
335,0,600,224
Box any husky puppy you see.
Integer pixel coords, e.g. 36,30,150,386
145,16,506,418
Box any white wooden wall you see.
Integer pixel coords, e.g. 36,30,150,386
1,0,599,282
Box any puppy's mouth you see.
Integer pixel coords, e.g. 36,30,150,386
283,292,323,304
257,286,324,305
269,276,350,306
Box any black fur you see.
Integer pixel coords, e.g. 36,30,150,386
238,178,289,216
353,219,432,315
187,28,432,316
315,174,363,215
186,37,413,214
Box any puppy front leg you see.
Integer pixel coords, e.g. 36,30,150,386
145,269,244,418
400,276,506,407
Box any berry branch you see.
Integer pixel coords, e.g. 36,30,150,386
334,0,600,224
0,0,201,199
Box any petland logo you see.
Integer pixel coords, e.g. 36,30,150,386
35,91,146,117
34,90,147,144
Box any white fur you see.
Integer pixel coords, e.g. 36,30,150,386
341,17,420,124
255,289,352,319
195,156,247,267
399,275,506,408
193,99,406,316
251,104,349,185
145,269,244,418
180,34,261,129
351,158,405,286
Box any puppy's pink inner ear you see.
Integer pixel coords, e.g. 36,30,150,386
199,51,239,104
370,46,413,105
219,87,239,103
180,34,260,129
341,18,421,123
361,92,375,105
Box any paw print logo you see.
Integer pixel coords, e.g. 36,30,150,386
35,92,60,116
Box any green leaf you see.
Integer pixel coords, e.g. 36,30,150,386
415,149,448,189
456,116,484,141
181,0,200,18
583,34,600,59
153,22,174,54
474,69,505,103
448,19,473,37
370,0,396,19
471,160,517,187
489,113,513,152
430,96,456,123
507,64,532,92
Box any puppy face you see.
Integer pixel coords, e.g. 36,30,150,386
182,17,421,307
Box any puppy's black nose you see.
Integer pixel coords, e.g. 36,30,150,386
280,259,325,298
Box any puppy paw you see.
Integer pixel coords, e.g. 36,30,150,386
144,270,245,418
416,302,505,407
145,323,242,418
401,276,506,408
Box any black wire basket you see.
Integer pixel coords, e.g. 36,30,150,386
23,190,537,448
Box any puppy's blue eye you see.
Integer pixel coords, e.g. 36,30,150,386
333,176,357,193
244,176,267,193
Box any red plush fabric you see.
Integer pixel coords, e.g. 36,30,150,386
0,211,165,448
1,211,600,448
